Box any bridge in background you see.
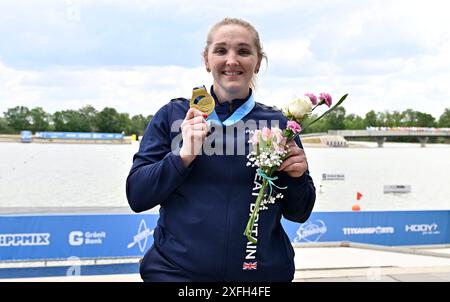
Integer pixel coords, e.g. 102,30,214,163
303,128,450,147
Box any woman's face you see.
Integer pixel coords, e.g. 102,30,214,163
205,24,261,101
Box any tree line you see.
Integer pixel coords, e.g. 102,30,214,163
0,105,153,136
301,107,450,143
301,107,450,133
0,105,449,138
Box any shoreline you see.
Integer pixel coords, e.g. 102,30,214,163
0,134,132,144
1,134,448,148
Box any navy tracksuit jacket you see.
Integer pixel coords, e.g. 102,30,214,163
126,90,316,282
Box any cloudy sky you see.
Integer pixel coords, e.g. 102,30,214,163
1,0,449,118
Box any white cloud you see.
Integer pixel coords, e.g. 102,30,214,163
1,44,449,120
264,38,313,71
0,61,212,116
83,0,309,17
1,0,450,120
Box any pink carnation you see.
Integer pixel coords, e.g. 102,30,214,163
304,93,318,105
287,120,302,133
319,93,332,107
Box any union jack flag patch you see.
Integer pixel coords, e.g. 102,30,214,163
242,262,257,270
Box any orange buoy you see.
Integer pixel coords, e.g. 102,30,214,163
352,204,361,211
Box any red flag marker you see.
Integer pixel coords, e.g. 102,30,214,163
356,192,363,201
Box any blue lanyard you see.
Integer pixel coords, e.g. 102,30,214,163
206,94,255,126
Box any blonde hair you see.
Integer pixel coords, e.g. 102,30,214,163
203,17,268,90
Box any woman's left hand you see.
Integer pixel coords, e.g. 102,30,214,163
277,141,308,178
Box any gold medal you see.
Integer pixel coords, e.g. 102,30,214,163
189,86,215,116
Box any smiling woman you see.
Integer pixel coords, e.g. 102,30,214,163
202,18,267,102
126,17,316,282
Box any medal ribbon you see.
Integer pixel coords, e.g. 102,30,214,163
207,94,255,126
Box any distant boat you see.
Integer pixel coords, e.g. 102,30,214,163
322,173,345,181
384,185,411,194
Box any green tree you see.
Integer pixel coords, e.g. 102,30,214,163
4,106,31,132
0,117,14,133
78,105,99,132
401,109,436,127
385,111,404,127
96,107,124,133
364,110,377,128
118,112,131,134
343,114,365,130
298,113,325,133
52,110,87,132
29,107,50,132
52,111,66,131
130,114,151,136
323,106,346,130
401,109,418,126
415,112,436,127
438,108,450,128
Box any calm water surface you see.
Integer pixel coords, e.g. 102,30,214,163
0,141,449,211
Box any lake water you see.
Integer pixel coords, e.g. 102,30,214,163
0,141,449,212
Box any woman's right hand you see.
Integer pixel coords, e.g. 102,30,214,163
179,108,208,167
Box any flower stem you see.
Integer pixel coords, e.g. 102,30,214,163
289,94,349,143
303,93,348,131
244,179,268,244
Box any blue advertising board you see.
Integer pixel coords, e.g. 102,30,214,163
0,214,158,261
282,210,450,246
20,130,32,143
35,132,124,140
0,211,449,262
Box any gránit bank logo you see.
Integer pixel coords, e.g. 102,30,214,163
68,231,106,246
294,220,327,242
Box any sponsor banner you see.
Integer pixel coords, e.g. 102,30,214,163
35,132,124,140
20,131,32,143
0,214,158,261
0,211,449,261
282,210,450,246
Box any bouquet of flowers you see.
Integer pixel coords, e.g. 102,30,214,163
244,92,348,244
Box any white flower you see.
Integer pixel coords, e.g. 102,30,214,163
282,96,313,120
